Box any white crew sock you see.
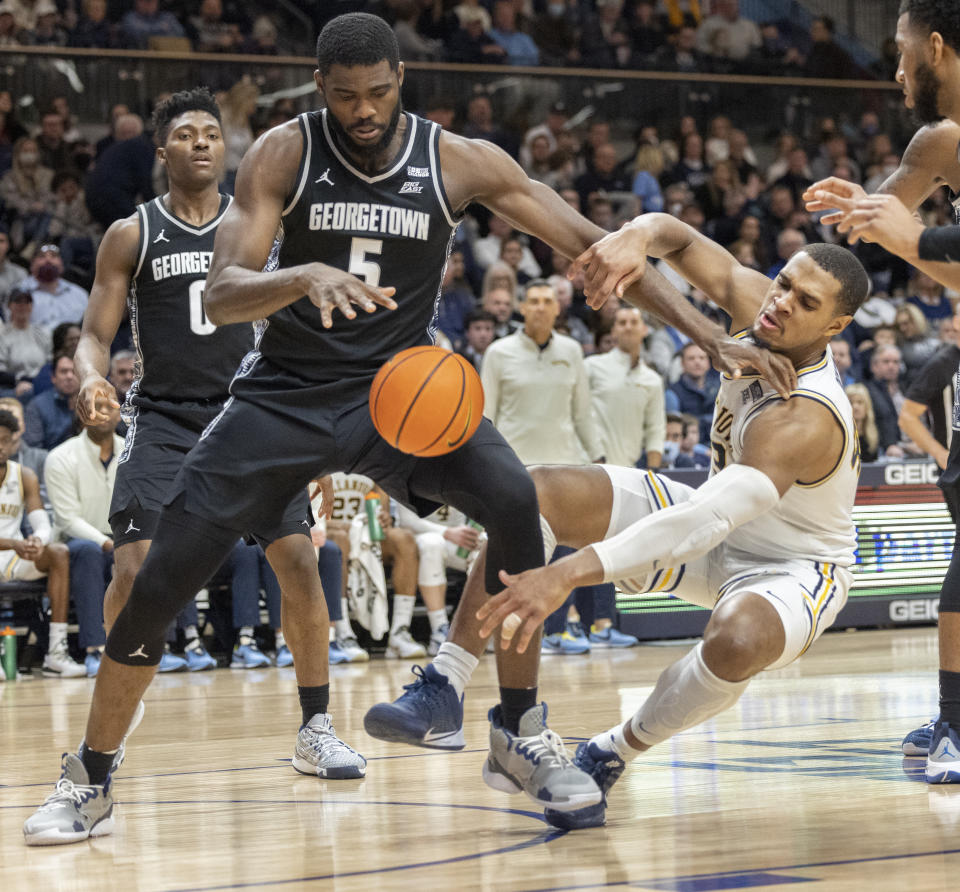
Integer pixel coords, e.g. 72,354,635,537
427,608,448,633
589,723,641,762
239,625,254,646
183,624,198,641
390,595,415,635
275,630,286,649
334,619,352,640
431,641,479,698
48,621,67,652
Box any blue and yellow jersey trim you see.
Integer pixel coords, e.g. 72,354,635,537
720,327,828,381
798,562,840,657
642,471,686,594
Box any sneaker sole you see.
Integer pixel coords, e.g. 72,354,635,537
481,760,602,811
926,762,960,783
24,813,114,846
230,661,271,669
588,640,638,649
344,652,370,663
291,755,366,779
903,742,930,757
41,668,87,678
384,649,427,660
363,709,465,750
544,801,606,830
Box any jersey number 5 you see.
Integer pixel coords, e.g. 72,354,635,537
349,237,383,288
189,280,217,336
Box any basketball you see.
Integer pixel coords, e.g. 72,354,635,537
369,346,484,457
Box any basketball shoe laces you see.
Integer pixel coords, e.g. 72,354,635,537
512,728,575,770
402,664,444,703
39,777,98,810
300,717,358,760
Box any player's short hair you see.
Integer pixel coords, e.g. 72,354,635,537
801,244,871,317
152,87,222,144
316,13,399,77
900,0,960,53
0,409,20,436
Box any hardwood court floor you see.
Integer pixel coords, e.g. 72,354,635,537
2,626,958,891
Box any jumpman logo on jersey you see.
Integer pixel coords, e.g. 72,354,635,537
128,644,149,659
315,168,334,186
153,229,170,245
125,519,140,535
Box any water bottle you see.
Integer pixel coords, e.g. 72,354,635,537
456,519,484,559
0,598,16,681
364,493,385,542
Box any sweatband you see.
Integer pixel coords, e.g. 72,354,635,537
918,226,960,264
591,464,780,585
28,509,52,545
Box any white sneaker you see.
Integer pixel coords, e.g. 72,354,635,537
23,753,114,845
385,627,427,659
292,713,366,778
335,635,370,663
42,642,86,678
428,623,449,657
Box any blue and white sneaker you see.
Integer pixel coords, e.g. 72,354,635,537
84,651,101,677
483,704,601,812
335,635,369,663
926,720,960,783
589,625,639,648
903,716,939,756
158,651,188,673
363,663,464,749
276,644,294,667
231,640,271,669
544,739,626,830
541,631,590,655
565,621,591,648
293,713,366,779
23,753,115,845
328,640,349,665
184,642,217,671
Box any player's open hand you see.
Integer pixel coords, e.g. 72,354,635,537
713,336,797,399
305,264,397,328
77,374,121,426
569,225,649,310
476,565,571,654
802,177,867,225
834,193,923,258
444,525,481,550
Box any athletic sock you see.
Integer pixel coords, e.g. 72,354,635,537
79,741,117,786
275,630,286,650
334,618,353,640
589,723,641,762
49,621,67,652
499,686,538,735
432,642,478,698
183,624,199,642
239,625,254,644
390,595,415,636
298,684,330,727
940,669,960,726
427,608,447,634
185,637,204,653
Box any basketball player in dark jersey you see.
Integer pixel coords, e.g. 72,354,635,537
24,17,795,845
804,0,960,783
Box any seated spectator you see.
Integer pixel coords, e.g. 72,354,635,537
220,78,258,193
726,128,758,181
20,244,88,331
120,0,186,49
461,93,518,158
0,89,27,174
773,147,813,205
69,0,115,48
24,351,77,449
895,303,940,381
845,383,879,463
242,14,278,55
0,136,55,254
755,21,803,75
43,405,125,676
520,102,570,169
0,4,23,46
480,280,520,339
0,395,47,489
488,0,539,67
693,158,739,221
673,411,711,468
696,0,760,68
93,103,129,159
446,6,506,64
907,269,953,324
0,285,50,397
187,0,243,53
0,224,26,300
662,411,684,467
25,1,66,46
436,249,475,345
865,344,908,458
453,0,491,32
393,0,443,61
549,274,592,350
804,16,857,80
664,341,719,443
667,132,710,190
47,169,100,277
529,0,579,67
627,0,665,66
84,113,154,229
631,142,665,212
652,24,709,73
456,308,496,371
574,142,632,209
34,109,71,173
579,0,631,69
31,320,79,395
830,336,859,386
473,215,541,279
810,132,862,183
767,227,807,279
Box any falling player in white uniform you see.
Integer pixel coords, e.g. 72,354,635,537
475,214,871,829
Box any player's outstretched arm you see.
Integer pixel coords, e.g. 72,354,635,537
204,122,397,328
75,216,140,424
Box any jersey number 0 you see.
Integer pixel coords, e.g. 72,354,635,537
189,280,217,336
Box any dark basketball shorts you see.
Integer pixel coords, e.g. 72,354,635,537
940,434,960,526
111,398,311,549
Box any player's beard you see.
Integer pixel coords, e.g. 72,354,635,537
911,61,945,125
328,99,403,166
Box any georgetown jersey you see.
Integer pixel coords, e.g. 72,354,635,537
257,110,460,384
128,195,254,406
0,461,25,541
709,338,858,567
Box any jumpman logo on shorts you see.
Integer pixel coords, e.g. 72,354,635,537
153,229,170,244
315,168,334,186
125,519,140,535
128,644,149,659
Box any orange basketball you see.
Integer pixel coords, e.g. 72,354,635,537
370,346,484,457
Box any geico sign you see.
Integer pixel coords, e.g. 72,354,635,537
890,599,939,622
883,464,940,485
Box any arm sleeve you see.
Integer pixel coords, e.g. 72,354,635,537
591,463,780,584
394,502,446,536
27,509,52,546
43,450,109,546
918,226,960,263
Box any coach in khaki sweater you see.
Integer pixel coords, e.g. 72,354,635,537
481,279,605,466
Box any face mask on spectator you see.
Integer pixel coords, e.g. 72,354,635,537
662,440,680,463
548,2,566,15
35,262,59,283
19,151,39,165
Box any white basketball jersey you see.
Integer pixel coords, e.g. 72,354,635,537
709,341,858,567
0,461,25,541
327,473,376,522
422,504,467,528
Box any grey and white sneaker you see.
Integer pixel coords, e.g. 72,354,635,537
42,641,86,678
292,713,366,779
385,627,427,659
336,635,370,663
23,753,115,845
428,623,449,657
482,703,602,812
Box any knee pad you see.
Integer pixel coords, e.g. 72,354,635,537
416,531,447,587
104,574,176,667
